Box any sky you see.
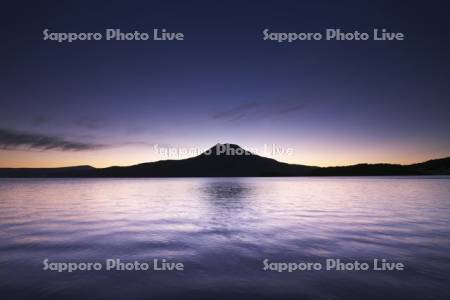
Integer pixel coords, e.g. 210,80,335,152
1,0,449,168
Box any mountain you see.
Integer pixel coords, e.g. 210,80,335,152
93,143,317,177
0,143,449,177
0,165,95,177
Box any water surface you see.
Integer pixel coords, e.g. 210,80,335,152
0,177,449,299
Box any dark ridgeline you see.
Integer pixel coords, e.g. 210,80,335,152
0,143,449,178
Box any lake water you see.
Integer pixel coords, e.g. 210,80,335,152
0,177,449,299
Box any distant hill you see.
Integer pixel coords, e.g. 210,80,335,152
0,143,449,177
0,165,95,178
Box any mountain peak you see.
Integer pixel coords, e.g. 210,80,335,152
203,143,252,157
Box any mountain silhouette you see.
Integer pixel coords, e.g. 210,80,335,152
0,143,449,177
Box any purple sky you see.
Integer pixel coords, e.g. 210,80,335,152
1,0,449,167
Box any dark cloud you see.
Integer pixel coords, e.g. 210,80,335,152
0,128,106,151
272,103,306,115
212,102,260,120
75,117,107,130
31,116,52,126
268,103,308,120
212,101,307,122
30,116,108,130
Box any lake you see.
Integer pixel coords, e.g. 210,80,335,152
0,177,449,299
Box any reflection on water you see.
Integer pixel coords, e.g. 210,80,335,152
201,180,252,214
0,177,449,299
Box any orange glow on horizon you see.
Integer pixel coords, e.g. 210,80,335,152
0,144,448,169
